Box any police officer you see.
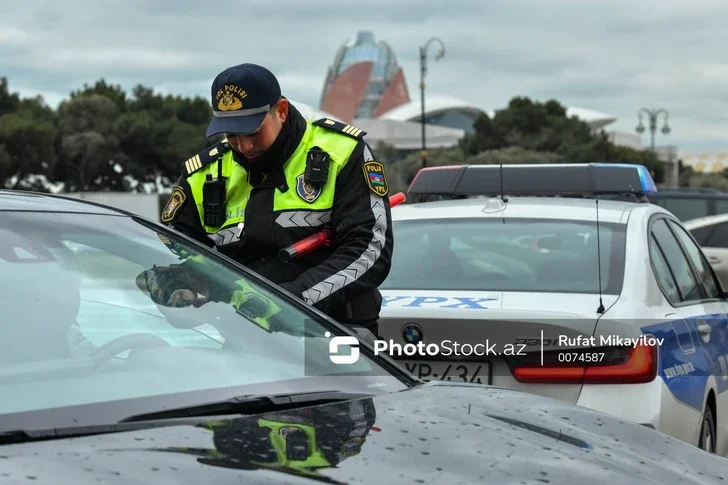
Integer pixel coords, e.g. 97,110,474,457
160,63,393,337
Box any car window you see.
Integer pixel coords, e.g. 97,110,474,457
688,224,714,246
659,198,709,221
715,200,728,217
0,211,406,420
650,219,702,303
668,220,722,298
703,221,728,248
63,241,227,352
381,218,625,294
649,235,681,305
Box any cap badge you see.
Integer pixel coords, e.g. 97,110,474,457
216,85,247,112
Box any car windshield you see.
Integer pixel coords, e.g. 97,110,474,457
0,209,408,427
382,218,626,294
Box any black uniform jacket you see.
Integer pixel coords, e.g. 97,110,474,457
163,104,394,328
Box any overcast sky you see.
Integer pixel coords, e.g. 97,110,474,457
1,0,726,153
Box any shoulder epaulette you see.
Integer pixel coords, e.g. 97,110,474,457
312,118,367,140
184,139,231,176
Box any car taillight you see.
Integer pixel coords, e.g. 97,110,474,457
509,342,658,385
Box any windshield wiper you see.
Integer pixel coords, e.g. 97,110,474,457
0,423,158,445
0,391,372,445
118,390,373,423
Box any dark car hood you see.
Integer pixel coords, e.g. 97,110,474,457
0,382,726,484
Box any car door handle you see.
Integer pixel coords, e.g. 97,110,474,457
708,255,721,263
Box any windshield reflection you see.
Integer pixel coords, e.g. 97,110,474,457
0,211,406,424
150,397,377,482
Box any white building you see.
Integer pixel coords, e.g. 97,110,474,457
290,95,642,153
679,152,728,174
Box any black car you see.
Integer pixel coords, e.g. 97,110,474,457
0,189,727,484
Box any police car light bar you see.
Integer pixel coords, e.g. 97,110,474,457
407,163,658,198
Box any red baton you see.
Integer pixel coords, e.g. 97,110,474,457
279,191,406,263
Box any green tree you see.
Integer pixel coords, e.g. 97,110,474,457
0,78,674,195
456,96,664,183
58,81,213,190
0,77,58,190
70,79,128,110
392,145,566,191
683,172,728,191
113,84,212,187
53,94,130,191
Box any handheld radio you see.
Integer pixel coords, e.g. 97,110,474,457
202,159,226,227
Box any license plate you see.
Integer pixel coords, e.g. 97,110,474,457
400,361,489,384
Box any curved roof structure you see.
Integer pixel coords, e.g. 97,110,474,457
566,107,617,130
378,96,617,130
380,95,483,122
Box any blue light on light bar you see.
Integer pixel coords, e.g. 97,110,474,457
594,163,658,195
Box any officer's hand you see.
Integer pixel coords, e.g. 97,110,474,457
167,289,209,308
136,265,207,307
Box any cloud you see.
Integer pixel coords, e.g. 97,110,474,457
0,0,726,152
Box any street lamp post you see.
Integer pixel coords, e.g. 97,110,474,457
636,107,670,151
419,37,445,169
635,108,675,187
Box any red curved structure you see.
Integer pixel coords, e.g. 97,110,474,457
319,62,373,123
373,67,410,118
318,32,411,125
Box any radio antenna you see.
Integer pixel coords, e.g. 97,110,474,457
499,163,508,224
588,164,605,314
595,196,605,314
499,163,508,203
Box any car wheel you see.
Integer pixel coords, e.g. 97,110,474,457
698,405,716,453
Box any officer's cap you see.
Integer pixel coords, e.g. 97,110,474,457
206,63,282,138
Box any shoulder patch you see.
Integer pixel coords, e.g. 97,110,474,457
161,186,186,223
313,118,367,139
184,139,231,176
340,437,365,457
362,161,388,197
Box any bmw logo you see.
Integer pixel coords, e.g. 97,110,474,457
403,323,423,344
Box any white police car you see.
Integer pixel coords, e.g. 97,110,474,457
378,163,728,455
